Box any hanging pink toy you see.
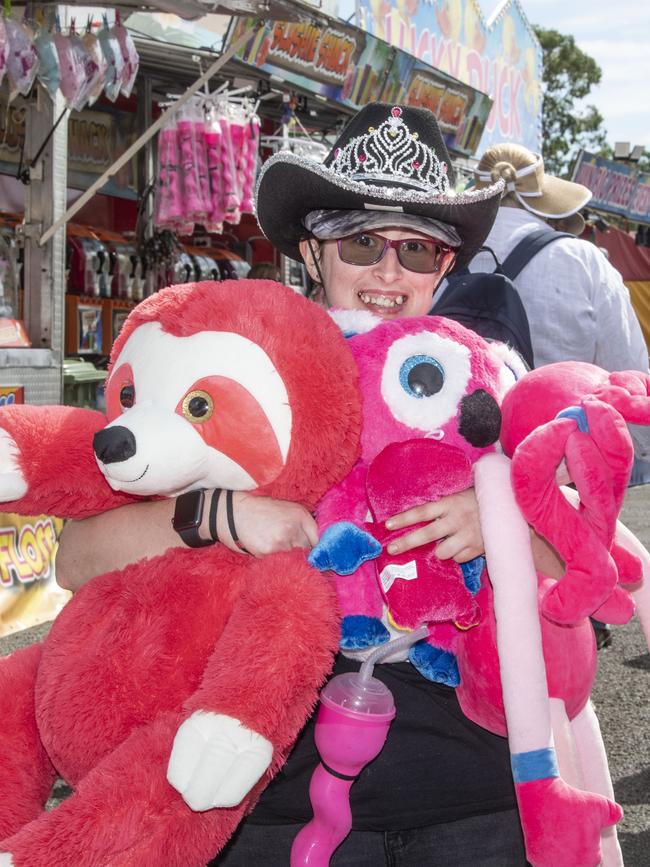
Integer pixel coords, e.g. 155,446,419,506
155,121,183,228
194,108,211,228
218,104,241,222
176,102,207,226
204,104,225,232
240,113,260,214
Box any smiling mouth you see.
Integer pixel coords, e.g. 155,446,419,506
358,291,407,309
122,464,149,484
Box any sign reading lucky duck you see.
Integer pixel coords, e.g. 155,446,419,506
356,0,542,153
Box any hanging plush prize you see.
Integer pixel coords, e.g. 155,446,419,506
34,28,60,100
82,22,107,107
5,17,39,98
113,12,138,99
67,23,99,111
98,15,124,103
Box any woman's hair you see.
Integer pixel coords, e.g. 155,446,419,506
247,262,281,281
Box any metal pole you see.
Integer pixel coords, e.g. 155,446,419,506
39,20,263,247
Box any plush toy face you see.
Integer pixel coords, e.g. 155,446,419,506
95,280,362,505
339,312,520,465
101,323,292,495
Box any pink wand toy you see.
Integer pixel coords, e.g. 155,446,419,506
290,626,428,866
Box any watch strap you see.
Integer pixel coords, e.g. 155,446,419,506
226,489,250,555
209,488,222,544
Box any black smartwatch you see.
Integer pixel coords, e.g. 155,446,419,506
172,489,215,548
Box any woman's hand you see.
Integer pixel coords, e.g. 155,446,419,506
384,487,483,563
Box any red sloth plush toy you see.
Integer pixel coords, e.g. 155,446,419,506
0,280,361,867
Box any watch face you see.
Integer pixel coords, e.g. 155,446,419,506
173,489,205,531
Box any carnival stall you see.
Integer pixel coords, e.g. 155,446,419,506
0,0,499,635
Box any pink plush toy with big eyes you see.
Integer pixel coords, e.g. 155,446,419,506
310,312,650,867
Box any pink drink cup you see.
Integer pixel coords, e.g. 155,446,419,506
290,672,395,867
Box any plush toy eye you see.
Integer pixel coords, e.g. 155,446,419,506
181,390,214,423
119,384,135,408
380,330,472,433
400,355,444,398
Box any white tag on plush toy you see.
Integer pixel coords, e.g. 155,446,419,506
380,560,418,592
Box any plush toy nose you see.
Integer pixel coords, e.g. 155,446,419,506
93,426,137,464
458,389,502,448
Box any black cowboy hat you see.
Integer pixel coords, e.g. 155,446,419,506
255,103,504,273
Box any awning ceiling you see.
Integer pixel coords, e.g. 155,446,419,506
44,0,328,22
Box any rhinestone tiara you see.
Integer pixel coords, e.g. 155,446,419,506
328,106,451,196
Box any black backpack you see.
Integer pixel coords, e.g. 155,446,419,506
430,227,573,369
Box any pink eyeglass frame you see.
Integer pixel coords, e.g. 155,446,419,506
335,232,457,274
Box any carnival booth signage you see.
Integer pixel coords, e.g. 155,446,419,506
0,512,67,637
0,95,138,199
230,16,492,156
573,151,650,225
356,0,542,153
230,17,391,109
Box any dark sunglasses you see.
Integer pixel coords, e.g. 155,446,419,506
336,232,456,274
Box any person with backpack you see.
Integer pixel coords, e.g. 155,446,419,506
462,143,650,649
468,143,648,375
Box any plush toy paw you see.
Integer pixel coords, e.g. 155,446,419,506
409,641,460,687
340,615,390,650
0,853,14,866
167,711,273,811
0,430,27,501
515,775,622,867
460,556,484,594
309,522,381,575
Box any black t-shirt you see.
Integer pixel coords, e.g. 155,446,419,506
250,655,517,831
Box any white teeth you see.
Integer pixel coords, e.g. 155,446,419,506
358,293,406,308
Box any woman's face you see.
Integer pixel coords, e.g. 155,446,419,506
299,228,456,319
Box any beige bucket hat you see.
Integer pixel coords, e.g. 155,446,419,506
473,143,592,236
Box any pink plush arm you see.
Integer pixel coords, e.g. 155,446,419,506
0,405,138,519
316,463,370,531
474,453,552,754
475,453,622,867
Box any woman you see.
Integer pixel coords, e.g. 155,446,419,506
56,104,561,864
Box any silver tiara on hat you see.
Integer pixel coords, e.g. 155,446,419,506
328,106,452,197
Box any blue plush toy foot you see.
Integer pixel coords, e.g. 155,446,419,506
409,640,460,687
309,522,381,575
460,556,484,595
340,615,390,650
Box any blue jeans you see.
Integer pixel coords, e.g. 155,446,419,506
212,809,529,866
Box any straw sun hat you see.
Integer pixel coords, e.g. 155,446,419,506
255,103,504,273
474,143,592,236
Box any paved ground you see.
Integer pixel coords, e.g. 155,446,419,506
591,485,650,866
0,488,648,865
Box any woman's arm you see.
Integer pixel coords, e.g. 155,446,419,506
56,492,318,592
